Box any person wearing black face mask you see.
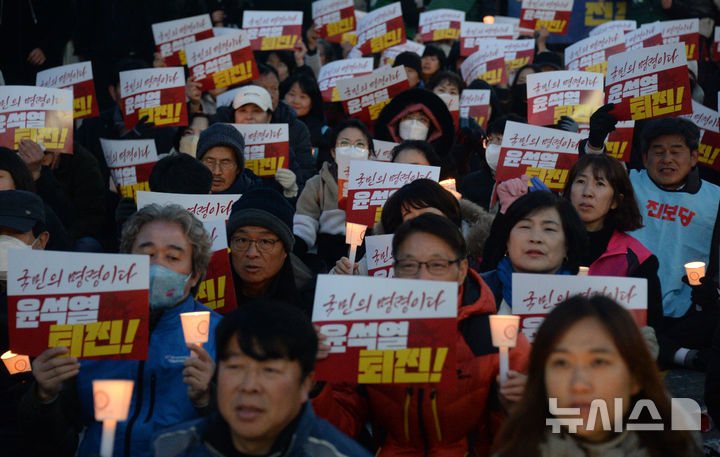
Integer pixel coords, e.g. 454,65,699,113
509,64,541,117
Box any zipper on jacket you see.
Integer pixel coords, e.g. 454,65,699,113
143,373,157,423
430,389,442,442
124,361,145,457
417,388,430,457
403,388,411,441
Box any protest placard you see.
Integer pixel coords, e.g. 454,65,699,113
312,275,457,385
526,71,604,126
714,27,720,60
7,250,149,359
501,38,536,74
459,21,515,56
460,41,506,86
242,10,303,51
119,67,187,130
365,234,395,277
661,18,700,61
605,120,635,162
346,160,440,227
682,101,720,171
519,0,573,34
605,43,691,121
565,30,626,74
136,191,240,314
336,145,370,209
459,89,491,131
372,139,399,162
380,41,425,66
152,14,214,66
185,30,258,92
317,58,374,103
418,9,465,42
355,2,406,55
100,139,158,200
625,22,663,50
232,123,290,177
313,0,355,42
438,93,460,129
36,61,99,119
0,86,73,154
512,273,647,342
336,65,410,126
495,121,582,191
589,19,637,36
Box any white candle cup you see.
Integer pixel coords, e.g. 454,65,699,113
180,311,211,346
483,15,495,24
1,350,31,375
348,244,358,267
345,222,367,246
577,266,589,276
489,315,520,384
684,261,706,286
93,379,134,457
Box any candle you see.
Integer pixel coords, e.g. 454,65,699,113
180,311,211,348
684,261,705,286
93,380,134,457
489,315,520,383
1,350,31,375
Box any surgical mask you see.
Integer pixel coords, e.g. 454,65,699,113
0,235,34,281
485,144,501,173
149,265,192,310
398,119,429,141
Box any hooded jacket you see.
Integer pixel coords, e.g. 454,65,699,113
312,269,531,457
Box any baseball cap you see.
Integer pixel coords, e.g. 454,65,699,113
0,190,45,232
232,85,273,112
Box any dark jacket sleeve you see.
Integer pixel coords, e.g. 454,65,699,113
34,167,77,235
290,118,316,183
630,254,663,329
57,145,107,239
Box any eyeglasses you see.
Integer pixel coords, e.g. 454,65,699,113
394,258,463,276
202,158,236,171
230,236,281,252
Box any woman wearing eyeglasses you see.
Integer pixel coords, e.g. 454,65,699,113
313,214,531,457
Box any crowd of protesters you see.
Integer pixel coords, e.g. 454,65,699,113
1,0,720,456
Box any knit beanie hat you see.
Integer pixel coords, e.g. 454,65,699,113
196,123,246,168
393,51,423,77
226,188,295,251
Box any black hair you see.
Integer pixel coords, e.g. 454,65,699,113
468,79,503,125
149,153,213,194
215,300,318,380
393,51,423,76
427,71,463,94
172,112,210,151
392,213,467,259
280,73,324,120
257,51,296,80
256,62,279,80
110,57,148,87
422,44,448,72
391,140,441,167
487,114,526,136
0,147,35,191
330,119,375,157
511,63,541,87
381,179,461,234
641,117,700,156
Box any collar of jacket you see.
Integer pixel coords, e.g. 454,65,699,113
647,166,702,194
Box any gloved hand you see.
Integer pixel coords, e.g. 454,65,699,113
528,176,550,192
497,175,529,214
588,103,618,149
275,168,298,198
557,115,579,133
682,275,719,309
122,115,155,138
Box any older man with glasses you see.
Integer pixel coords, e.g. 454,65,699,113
225,188,315,314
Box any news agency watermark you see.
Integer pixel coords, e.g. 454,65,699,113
546,398,704,432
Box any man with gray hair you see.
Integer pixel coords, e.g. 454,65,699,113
20,204,222,457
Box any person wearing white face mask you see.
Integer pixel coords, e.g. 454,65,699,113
293,119,375,270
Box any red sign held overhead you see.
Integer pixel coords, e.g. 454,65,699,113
185,31,259,92
119,67,188,130
36,61,99,119
152,14,214,66
242,10,303,51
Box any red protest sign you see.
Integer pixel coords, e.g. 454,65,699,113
317,58,374,103
589,20,637,37
605,43,691,121
7,250,149,359
512,273,647,342
438,94,459,129
119,67,188,130
495,121,582,191
460,41,507,86
355,2,406,55
336,65,410,126
605,120,635,162
36,61,99,119
564,30,626,75
313,0,355,43
136,191,241,314
460,21,514,57
625,23,663,51
152,14,214,66
519,0,573,35
0,86,73,154
365,234,395,278
526,71,605,126
380,41,425,66
683,101,720,171
101,139,158,200
714,27,720,60
460,89,491,131
312,275,457,387
233,123,290,177
502,38,536,74
661,18,700,61
346,160,440,227
418,9,465,43
242,10,303,51
185,31,258,92
372,139,399,162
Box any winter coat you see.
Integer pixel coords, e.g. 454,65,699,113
312,269,531,457
213,168,263,195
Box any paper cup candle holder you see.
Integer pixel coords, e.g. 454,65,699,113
489,314,520,383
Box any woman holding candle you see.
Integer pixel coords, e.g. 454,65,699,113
492,295,701,457
313,214,530,457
